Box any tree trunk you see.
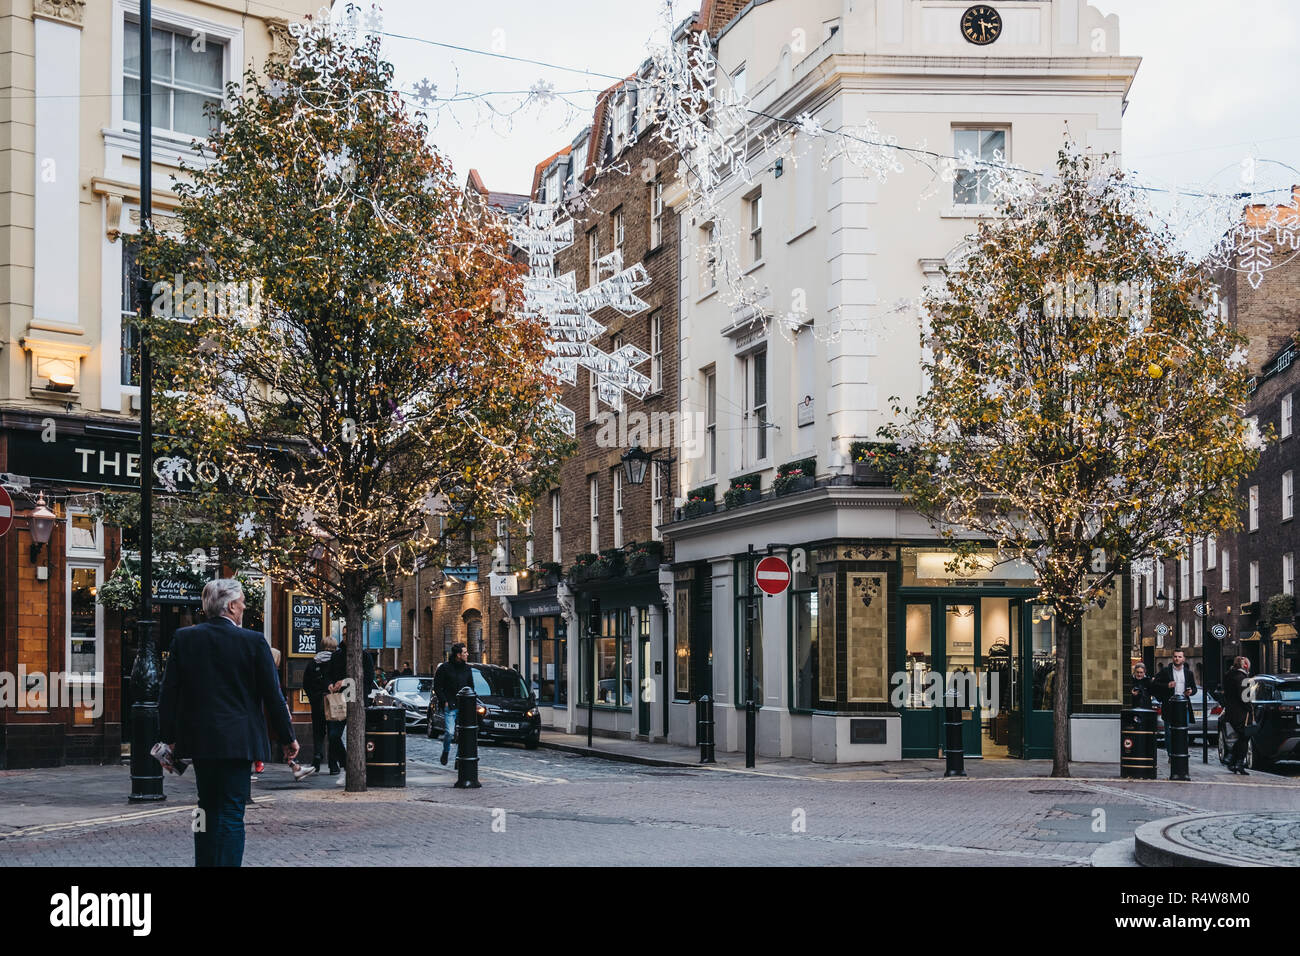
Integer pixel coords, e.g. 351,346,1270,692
345,603,367,793
1051,611,1076,778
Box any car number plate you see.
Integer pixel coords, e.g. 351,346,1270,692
495,721,520,730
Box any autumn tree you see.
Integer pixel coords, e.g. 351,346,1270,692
883,146,1259,777
139,19,567,791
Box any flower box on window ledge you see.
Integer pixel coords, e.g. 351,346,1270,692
850,441,899,486
590,548,626,580
536,562,563,588
724,475,762,509
774,458,816,497
625,540,665,574
684,485,717,518
570,553,598,585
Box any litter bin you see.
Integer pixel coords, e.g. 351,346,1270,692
1119,708,1157,779
365,705,406,788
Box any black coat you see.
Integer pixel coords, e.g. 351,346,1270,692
434,660,474,709
326,641,375,694
159,616,294,762
1222,668,1251,726
1129,676,1156,709
1151,663,1197,702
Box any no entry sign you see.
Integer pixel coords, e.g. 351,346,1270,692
755,555,791,595
0,486,11,537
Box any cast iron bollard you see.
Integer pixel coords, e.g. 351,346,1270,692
1119,708,1158,779
943,691,966,777
128,620,164,802
745,699,757,768
697,695,716,763
1165,693,1191,781
454,685,481,789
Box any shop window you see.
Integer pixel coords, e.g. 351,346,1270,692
66,510,103,556
581,609,631,708
792,563,819,709
674,584,692,701
68,564,104,680
527,616,566,707
1030,605,1056,710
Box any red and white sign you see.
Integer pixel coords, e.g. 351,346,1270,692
0,486,11,538
755,555,791,595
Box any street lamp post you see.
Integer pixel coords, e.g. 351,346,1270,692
128,0,164,803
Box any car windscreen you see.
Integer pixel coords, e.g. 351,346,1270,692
472,669,530,699
393,679,432,694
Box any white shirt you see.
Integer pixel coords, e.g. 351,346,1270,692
1172,665,1186,696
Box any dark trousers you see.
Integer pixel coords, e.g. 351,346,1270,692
326,720,346,771
192,758,252,867
309,699,327,766
1225,716,1250,766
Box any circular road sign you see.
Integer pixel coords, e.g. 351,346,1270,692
755,555,791,596
0,485,12,537
1211,623,1228,641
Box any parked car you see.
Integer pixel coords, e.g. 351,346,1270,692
383,676,434,728
426,663,541,750
1154,690,1221,743
1216,674,1300,770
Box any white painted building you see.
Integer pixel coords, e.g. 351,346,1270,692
664,0,1140,762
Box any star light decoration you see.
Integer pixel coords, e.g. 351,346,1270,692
512,202,653,435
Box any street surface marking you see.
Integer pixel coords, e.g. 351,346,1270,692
0,796,273,840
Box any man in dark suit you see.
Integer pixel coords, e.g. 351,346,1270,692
1221,656,1253,775
159,578,298,867
1152,648,1198,703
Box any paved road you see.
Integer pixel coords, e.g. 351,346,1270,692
2,736,1297,866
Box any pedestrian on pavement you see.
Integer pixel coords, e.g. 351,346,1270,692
1153,648,1198,703
302,636,336,773
433,642,474,766
1222,656,1254,775
159,578,299,867
399,662,413,676
326,637,375,774
1130,663,1155,709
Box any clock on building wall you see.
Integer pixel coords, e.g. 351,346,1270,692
961,5,1003,45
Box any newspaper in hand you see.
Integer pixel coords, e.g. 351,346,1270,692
150,742,189,775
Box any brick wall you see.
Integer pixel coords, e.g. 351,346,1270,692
528,117,681,572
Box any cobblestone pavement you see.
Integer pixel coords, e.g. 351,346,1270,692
1,737,1296,866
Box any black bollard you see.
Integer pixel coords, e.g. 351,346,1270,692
697,695,716,763
1165,693,1190,781
454,685,481,789
128,619,164,802
745,699,757,768
943,691,966,777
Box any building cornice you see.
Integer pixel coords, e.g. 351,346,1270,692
33,0,85,26
665,486,912,541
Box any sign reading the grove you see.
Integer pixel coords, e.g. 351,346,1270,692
8,429,223,492
289,594,326,658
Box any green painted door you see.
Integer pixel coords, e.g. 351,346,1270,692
1025,603,1057,759
942,600,984,757
901,600,941,757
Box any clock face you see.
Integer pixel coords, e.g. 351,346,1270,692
961,5,1002,45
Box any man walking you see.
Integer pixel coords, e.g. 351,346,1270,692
1153,648,1198,703
433,642,474,766
159,578,299,867
1222,656,1253,775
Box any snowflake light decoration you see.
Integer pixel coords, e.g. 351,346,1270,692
411,78,437,108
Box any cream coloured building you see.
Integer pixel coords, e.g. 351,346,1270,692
664,0,1141,763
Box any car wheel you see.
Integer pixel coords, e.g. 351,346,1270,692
1246,739,1270,771
1217,732,1228,765
524,732,540,750
426,713,437,738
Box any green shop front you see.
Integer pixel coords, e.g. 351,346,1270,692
666,490,1131,762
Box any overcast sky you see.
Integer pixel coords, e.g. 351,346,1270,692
371,0,1300,199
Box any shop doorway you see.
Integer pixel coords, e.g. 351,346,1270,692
899,599,981,757
638,609,651,737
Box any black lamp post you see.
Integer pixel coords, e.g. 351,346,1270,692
129,0,164,803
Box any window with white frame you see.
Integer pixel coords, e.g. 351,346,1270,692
953,127,1007,205
66,510,103,557
495,519,509,571
124,19,225,138
610,334,626,416
612,468,623,548
747,190,763,264
1145,566,1154,607
651,462,664,541
1249,560,1260,603
1206,534,1216,569
550,490,562,563
730,65,746,103
743,349,768,465
68,564,104,680
650,180,664,248
1284,470,1294,520
1180,552,1189,600
612,206,625,255
589,476,600,552
1249,485,1259,530
589,369,599,419
649,311,663,392
587,228,600,287
1157,560,1170,610
121,241,141,388
1283,394,1293,439
1222,549,1230,592
1193,539,1203,595
705,368,717,476
1285,552,1295,596
1180,620,1188,648
525,516,534,567
614,94,630,149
